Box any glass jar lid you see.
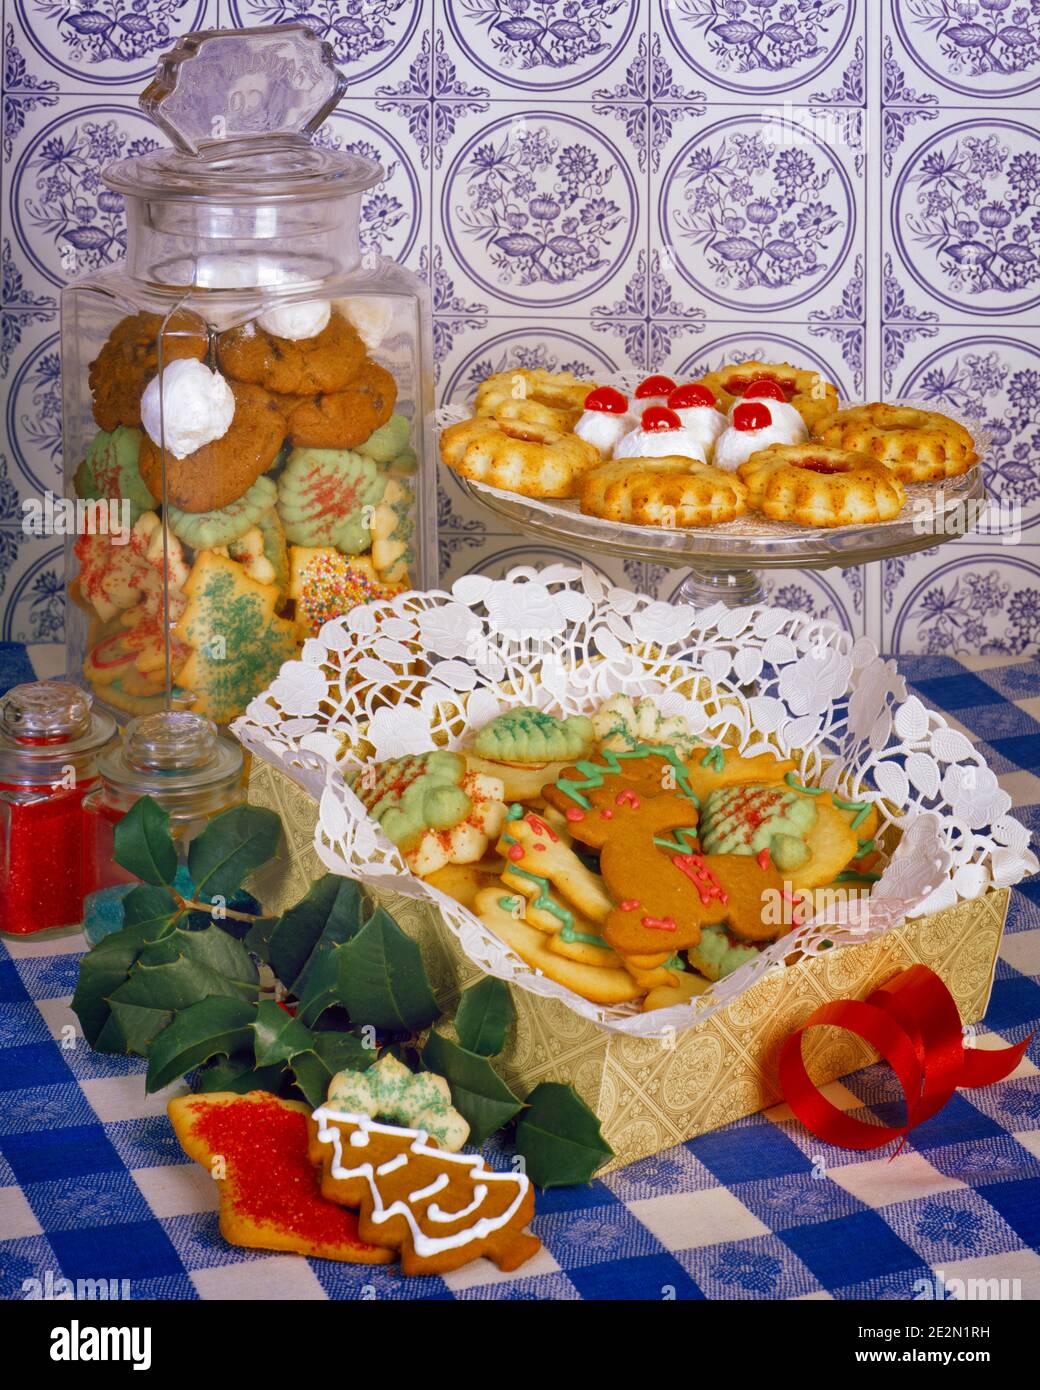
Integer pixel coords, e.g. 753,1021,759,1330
0,682,116,784
98,710,244,814
102,25,381,204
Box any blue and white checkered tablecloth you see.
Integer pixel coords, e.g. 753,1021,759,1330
1,647,1038,1301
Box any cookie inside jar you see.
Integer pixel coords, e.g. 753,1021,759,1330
61,25,433,726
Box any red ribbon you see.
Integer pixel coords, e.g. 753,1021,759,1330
778,964,1033,1153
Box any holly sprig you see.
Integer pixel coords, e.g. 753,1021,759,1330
72,797,612,1187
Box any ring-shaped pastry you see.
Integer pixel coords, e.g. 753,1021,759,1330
738,443,907,527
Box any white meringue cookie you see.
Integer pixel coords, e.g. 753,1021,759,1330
669,405,728,459
338,297,394,350
574,409,638,457
613,424,707,463
257,299,332,341
713,421,801,472
140,359,235,460
728,397,807,438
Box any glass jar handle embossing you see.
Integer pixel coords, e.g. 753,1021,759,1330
141,23,347,156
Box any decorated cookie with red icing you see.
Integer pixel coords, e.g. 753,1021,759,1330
168,1091,394,1264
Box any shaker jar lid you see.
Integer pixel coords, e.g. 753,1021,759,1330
102,24,382,204
0,681,116,782
98,710,243,801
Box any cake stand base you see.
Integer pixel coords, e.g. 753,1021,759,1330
674,567,766,610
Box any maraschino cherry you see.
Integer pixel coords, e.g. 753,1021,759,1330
635,374,677,400
641,406,681,431
741,378,787,403
732,401,773,431
668,383,716,410
583,385,629,414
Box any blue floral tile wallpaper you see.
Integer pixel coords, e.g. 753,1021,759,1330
0,0,1038,654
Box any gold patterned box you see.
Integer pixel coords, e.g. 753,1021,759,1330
246,757,1009,1172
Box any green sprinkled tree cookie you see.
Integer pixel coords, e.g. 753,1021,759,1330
325,1054,469,1152
277,446,387,554
700,784,816,871
73,427,157,524
475,706,595,764
356,412,410,464
167,475,278,549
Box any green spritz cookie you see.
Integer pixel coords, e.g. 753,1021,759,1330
168,475,277,549
326,1053,469,1151
351,750,471,852
277,446,387,554
356,412,410,465
73,427,156,523
687,923,761,982
475,707,595,764
700,784,816,871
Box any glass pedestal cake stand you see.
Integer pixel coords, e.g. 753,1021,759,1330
458,467,987,609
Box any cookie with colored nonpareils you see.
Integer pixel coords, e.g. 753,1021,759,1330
309,1106,541,1276
168,1091,393,1264
288,546,403,641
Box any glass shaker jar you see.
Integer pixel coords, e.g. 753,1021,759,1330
61,24,434,726
0,681,116,935
84,709,245,894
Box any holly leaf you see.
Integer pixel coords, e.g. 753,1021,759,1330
268,873,367,994
106,927,259,1056
146,997,258,1093
291,1030,374,1109
421,1031,522,1146
242,913,279,962
454,977,513,1057
294,945,344,1028
514,1082,613,1188
139,925,259,998
187,804,281,902
252,1000,315,1067
113,795,177,887
198,1054,287,1095
339,907,439,1032
121,884,179,932
72,918,174,1048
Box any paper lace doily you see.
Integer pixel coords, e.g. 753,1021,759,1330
233,565,1036,1037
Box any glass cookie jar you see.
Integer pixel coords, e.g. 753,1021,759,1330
61,24,434,726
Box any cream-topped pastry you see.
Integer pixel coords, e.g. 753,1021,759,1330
713,401,800,473
728,378,808,440
613,405,707,463
573,385,638,457
666,383,728,459
631,374,678,412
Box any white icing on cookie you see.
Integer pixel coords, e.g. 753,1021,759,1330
313,1108,531,1259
